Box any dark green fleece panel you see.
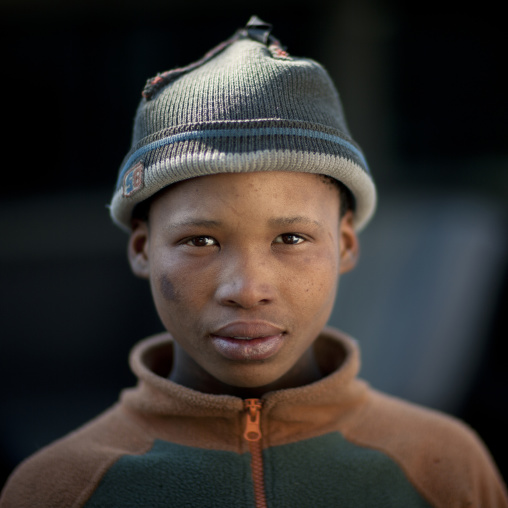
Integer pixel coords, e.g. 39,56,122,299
85,433,432,508
84,440,256,508
264,432,432,507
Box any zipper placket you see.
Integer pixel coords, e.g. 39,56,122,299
243,398,267,508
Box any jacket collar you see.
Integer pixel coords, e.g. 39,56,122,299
121,328,368,426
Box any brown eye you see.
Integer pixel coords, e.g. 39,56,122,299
274,234,305,245
187,236,217,247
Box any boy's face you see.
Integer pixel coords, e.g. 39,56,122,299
129,172,358,394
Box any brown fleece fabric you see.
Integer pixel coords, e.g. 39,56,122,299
1,328,507,507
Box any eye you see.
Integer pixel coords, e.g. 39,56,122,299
186,236,218,247
273,233,305,245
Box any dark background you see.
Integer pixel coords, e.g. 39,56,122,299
1,0,507,490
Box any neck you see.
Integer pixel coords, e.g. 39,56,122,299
169,343,323,398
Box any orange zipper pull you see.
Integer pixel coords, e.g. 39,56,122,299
243,398,263,441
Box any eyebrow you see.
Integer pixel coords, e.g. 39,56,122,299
166,216,321,229
167,219,223,229
268,216,322,228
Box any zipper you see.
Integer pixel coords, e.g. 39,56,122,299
243,398,267,508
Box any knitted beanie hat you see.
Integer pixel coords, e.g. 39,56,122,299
110,16,376,231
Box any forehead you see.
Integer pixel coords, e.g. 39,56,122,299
148,172,340,224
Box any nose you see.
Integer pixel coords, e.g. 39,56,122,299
215,249,276,308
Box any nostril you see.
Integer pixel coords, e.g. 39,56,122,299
218,283,274,308
223,297,270,309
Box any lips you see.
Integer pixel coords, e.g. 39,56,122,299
210,321,286,361
212,322,284,339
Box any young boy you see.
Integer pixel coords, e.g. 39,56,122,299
1,17,507,508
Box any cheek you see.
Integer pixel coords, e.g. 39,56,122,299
298,251,339,304
150,254,215,316
302,248,339,282
159,273,179,301
151,269,194,333
150,251,189,305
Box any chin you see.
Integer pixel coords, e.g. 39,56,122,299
213,364,287,390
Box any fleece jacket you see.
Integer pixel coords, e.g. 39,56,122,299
1,328,507,507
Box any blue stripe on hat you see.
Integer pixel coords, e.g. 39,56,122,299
116,127,369,189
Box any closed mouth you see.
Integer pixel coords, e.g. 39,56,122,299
209,333,286,361
211,321,286,340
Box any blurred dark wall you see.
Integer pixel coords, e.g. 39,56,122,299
1,0,507,488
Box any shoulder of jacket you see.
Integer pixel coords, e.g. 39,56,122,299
343,388,508,507
0,403,154,508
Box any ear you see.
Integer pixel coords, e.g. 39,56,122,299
128,219,150,279
338,210,359,274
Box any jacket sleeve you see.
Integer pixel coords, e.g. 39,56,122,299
345,389,508,508
0,405,153,508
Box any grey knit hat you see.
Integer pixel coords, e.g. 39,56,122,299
110,17,376,231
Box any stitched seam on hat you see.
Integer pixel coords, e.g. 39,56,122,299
116,127,369,188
